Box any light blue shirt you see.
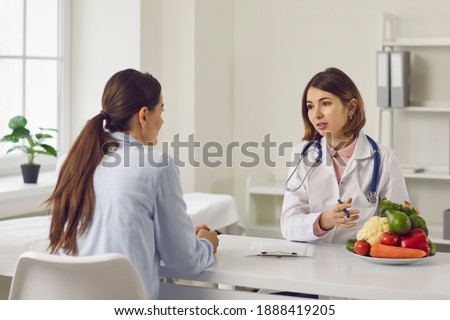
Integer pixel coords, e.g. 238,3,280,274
74,132,214,299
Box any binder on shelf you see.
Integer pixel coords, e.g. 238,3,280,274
376,51,390,107
390,51,410,107
444,208,450,240
401,164,425,174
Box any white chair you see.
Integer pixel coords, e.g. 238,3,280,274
8,251,147,300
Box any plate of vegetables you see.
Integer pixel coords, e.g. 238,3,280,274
345,198,436,265
351,254,432,265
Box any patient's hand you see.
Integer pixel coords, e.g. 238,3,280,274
195,224,211,234
197,229,219,254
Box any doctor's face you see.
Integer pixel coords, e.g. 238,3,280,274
306,87,351,141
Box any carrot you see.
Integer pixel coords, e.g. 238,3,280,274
370,243,427,259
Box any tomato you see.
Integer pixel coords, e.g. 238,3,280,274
380,232,399,246
354,240,371,256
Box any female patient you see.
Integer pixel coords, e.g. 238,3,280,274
47,69,219,299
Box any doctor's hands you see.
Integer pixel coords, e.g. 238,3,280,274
319,197,360,230
196,224,219,254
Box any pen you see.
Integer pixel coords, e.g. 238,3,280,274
337,199,350,218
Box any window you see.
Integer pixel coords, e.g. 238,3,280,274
0,0,70,175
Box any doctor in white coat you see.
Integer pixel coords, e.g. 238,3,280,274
281,68,409,244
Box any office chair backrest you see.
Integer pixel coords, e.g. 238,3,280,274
9,251,147,300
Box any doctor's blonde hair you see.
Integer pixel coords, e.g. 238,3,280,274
301,67,366,141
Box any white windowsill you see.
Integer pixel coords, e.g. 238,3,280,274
0,171,57,220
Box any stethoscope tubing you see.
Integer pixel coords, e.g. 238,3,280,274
284,137,322,192
285,135,380,203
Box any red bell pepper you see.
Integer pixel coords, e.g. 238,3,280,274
408,228,426,236
400,228,430,256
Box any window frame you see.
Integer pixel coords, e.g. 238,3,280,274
0,0,70,176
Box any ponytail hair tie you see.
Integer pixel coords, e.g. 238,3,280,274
100,110,110,120
100,110,112,131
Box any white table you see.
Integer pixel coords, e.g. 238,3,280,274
160,234,450,300
0,216,51,277
0,193,241,277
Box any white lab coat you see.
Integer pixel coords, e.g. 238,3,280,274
281,131,409,244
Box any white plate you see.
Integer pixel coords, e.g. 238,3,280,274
350,252,433,265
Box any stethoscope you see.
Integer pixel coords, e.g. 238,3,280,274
284,135,380,204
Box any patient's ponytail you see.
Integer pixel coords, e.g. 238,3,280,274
48,69,161,255
48,113,112,254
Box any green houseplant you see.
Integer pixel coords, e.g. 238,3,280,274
1,115,58,183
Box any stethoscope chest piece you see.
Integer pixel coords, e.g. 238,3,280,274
366,192,377,204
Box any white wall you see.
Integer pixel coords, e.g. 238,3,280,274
70,0,450,231
193,0,234,193
140,0,234,193
72,0,234,194
158,0,196,191
233,0,382,221
70,0,141,141
141,0,163,79
232,0,450,228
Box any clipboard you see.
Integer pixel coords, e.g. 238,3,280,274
259,251,299,258
247,241,316,258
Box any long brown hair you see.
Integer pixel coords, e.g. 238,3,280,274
48,69,161,255
301,67,366,141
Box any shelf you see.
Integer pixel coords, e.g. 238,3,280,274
383,37,450,47
379,105,450,113
248,184,285,196
246,175,285,196
247,224,280,232
404,172,450,181
402,166,450,181
376,13,450,248
428,225,450,245
245,224,283,239
246,175,285,238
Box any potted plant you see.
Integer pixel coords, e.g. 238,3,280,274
0,115,58,183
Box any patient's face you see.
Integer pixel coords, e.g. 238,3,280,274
145,94,164,145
